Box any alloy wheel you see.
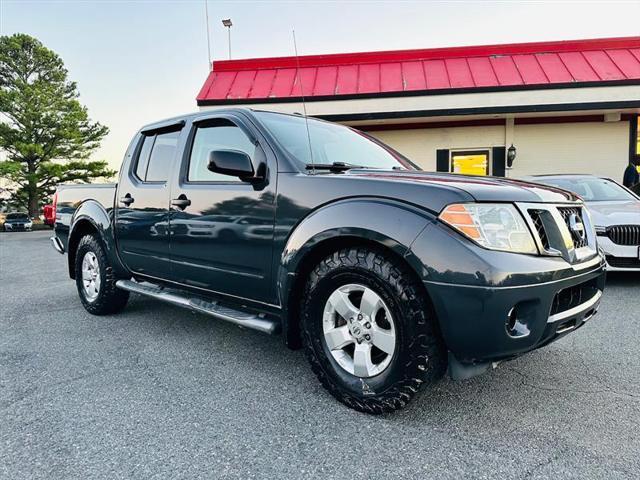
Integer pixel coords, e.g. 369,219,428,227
81,251,101,301
322,283,396,378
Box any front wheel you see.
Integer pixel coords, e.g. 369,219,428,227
301,247,447,414
75,234,129,315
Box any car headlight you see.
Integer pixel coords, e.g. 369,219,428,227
439,203,538,254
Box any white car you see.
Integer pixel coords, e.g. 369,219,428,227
527,174,640,271
2,212,33,232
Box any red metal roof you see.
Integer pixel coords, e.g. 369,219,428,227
197,37,640,105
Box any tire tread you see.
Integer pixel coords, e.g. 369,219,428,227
75,234,129,315
301,246,446,414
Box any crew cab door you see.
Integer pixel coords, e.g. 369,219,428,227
167,114,276,303
115,123,183,278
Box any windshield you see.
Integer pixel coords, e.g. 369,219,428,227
6,213,29,220
255,111,415,171
539,177,637,202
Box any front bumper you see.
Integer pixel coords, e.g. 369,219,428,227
3,223,31,231
597,236,640,271
426,258,606,366
407,214,607,370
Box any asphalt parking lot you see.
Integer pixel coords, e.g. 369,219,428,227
1,230,639,479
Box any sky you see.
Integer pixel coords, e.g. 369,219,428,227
2,0,639,171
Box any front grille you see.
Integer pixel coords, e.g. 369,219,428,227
528,210,550,250
557,207,588,249
522,203,597,260
606,255,640,269
550,278,599,316
606,225,640,246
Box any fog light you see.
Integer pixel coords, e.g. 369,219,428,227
507,308,518,331
506,306,530,338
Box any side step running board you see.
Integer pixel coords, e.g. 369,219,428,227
115,279,280,335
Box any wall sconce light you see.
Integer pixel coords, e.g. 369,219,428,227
506,144,517,169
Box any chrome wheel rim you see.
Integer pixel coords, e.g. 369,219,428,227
81,251,101,301
322,283,396,378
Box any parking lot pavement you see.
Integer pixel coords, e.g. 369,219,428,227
1,231,638,479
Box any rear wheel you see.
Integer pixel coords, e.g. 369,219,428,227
75,234,129,315
301,247,447,414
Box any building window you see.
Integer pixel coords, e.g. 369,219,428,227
451,149,490,176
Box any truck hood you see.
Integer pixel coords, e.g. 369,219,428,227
348,170,579,203
585,200,640,227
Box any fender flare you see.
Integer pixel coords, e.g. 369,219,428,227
277,197,436,348
67,200,129,279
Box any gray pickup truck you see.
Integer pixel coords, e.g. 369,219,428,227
52,109,606,413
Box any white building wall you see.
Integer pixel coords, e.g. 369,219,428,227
370,126,505,171
369,121,630,180
509,121,630,179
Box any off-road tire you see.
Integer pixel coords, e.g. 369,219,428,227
301,247,447,414
75,234,129,315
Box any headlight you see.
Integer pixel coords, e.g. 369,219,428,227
439,203,538,254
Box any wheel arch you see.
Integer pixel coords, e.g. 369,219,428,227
277,198,436,349
67,200,128,279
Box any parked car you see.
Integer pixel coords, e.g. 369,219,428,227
526,174,640,271
51,109,606,413
3,212,33,231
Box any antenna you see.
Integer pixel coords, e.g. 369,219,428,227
204,0,212,71
292,29,314,171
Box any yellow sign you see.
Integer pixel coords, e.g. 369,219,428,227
452,153,488,176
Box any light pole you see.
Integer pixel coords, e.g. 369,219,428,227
222,18,232,59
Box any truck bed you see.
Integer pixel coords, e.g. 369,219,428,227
55,183,116,249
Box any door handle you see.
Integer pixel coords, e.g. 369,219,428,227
171,195,191,210
120,194,134,206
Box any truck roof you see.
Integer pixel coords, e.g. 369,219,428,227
138,108,309,134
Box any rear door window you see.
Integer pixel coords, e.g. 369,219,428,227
135,130,180,182
135,135,155,180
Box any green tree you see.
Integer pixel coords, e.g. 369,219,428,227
0,33,114,216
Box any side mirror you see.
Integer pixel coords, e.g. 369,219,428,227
207,149,255,181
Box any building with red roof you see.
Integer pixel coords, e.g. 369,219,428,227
197,37,640,179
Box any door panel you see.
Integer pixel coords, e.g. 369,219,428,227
168,116,276,303
115,129,180,278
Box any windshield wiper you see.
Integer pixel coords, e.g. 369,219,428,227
305,162,366,172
